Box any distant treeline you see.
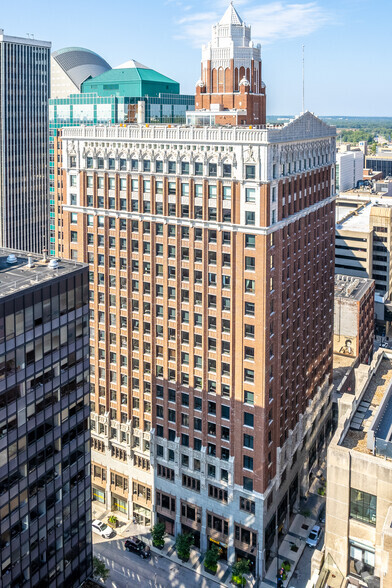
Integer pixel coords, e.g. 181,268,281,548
267,116,392,145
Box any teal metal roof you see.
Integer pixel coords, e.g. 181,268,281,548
81,60,180,97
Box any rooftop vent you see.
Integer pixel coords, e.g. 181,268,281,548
6,254,17,265
48,259,59,269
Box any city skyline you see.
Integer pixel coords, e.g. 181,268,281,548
1,0,391,117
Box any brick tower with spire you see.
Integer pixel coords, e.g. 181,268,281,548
194,2,266,126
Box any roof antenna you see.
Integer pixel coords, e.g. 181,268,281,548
302,45,305,113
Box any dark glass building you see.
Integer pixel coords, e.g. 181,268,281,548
0,250,91,587
365,155,392,179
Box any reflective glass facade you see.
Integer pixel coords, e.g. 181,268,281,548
0,251,91,587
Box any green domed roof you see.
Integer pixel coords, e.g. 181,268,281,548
81,59,180,98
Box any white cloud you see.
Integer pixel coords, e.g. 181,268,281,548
174,1,331,47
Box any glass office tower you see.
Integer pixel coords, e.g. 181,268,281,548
0,249,91,587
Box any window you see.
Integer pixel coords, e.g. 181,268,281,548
349,540,375,577
181,161,190,175
245,165,256,179
243,455,254,471
194,184,203,198
244,434,254,449
245,234,255,248
244,368,254,382
156,160,163,173
245,188,255,202
221,405,230,420
245,279,255,293
223,186,231,200
195,162,203,176
168,161,176,174
208,185,217,199
245,257,255,271
245,211,255,226
350,488,376,525
240,497,255,514
244,412,254,428
243,477,253,491
223,164,231,178
245,324,255,339
208,484,228,503
208,163,217,177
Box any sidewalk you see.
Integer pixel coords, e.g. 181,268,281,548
260,471,326,588
146,535,256,588
92,503,255,587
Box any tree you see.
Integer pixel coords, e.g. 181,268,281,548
204,544,220,572
175,532,194,562
93,556,110,582
232,558,251,587
151,522,165,548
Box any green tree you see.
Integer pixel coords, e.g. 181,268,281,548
93,556,110,582
151,522,165,548
232,559,251,587
204,544,220,572
175,532,194,562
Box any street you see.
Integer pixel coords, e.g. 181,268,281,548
288,528,324,588
93,535,222,588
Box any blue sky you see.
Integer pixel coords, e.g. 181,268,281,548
2,0,391,116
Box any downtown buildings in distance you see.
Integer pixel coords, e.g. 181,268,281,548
58,5,336,579
0,250,91,587
49,48,194,258
0,31,50,253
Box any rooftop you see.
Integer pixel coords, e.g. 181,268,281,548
0,249,87,299
52,46,111,90
334,274,374,301
340,355,392,454
333,353,357,389
81,61,180,97
61,111,336,145
336,201,373,232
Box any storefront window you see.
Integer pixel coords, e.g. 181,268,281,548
93,487,105,504
112,495,127,514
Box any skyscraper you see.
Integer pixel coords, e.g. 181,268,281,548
60,6,336,580
0,249,91,587
0,31,50,253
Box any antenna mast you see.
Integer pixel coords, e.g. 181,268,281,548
302,45,305,113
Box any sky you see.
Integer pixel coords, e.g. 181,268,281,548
2,0,392,116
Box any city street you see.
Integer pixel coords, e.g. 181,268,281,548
288,527,324,587
93,535,222,588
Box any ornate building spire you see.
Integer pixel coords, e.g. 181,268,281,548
193,3,266,126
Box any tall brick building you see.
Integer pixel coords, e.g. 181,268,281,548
58,6,336,580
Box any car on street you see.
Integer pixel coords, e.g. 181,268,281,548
306,525,321,548
318,506,326,524
125,537,151,559
92,519,114,539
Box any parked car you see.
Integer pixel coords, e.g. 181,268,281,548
125,537,151,559
92,519,113,539
306,525,321,548
318,506,326,524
